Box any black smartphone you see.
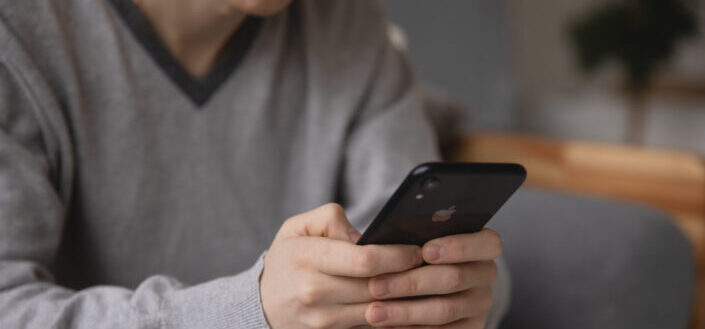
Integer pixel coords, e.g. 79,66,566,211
357,162,526,246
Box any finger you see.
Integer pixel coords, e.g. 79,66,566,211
299,303,369,329
365,288,493,327
380,316,487,329
296,273,372,304
279,203,361,243
369,261,498,299
294,237,423,277
323,275,373,304
423,229,503,264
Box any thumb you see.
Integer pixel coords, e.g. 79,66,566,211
278,203,361,243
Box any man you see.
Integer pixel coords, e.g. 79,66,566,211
0,0,508,328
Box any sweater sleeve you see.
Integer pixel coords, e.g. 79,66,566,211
0,63,270,328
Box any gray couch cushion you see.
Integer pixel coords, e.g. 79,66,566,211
489,188,694,329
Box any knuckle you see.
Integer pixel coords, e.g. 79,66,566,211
296,281,321,306
405,276,420,295
443,266,464,291
303,311,335,329
283,214,298,225
280,216,299,233
290,245,309,268
353,247,377,275
437,299,458,322
292,256,308,269
321,203,346,219
395,305,411,323
394,275,418,296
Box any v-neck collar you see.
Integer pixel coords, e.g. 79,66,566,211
107,0,263,106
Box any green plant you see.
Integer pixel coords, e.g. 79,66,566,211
568,0,698,143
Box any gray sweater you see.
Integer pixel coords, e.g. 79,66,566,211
0,0,507,328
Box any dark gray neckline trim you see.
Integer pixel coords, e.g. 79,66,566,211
107,0,263,106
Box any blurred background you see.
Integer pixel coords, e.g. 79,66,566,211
385,0,705,147
381,0,705,328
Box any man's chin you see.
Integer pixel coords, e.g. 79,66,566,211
228,0,294,17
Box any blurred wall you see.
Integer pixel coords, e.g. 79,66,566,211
384,0,705,156
383,0,516,131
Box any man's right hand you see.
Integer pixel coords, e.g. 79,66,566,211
260,203,423,329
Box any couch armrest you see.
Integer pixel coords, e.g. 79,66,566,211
490,188,695,329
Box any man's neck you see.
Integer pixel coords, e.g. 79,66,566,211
133,0,246,78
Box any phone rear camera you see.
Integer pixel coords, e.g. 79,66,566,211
421,176,440,192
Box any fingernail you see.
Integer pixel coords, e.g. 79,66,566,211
425,243,441,262
347,228,361,242
369,304,388,323
372,278,390,297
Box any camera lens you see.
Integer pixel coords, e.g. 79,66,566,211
421,176,440,192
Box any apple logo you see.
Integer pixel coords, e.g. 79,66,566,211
432,206,456,222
